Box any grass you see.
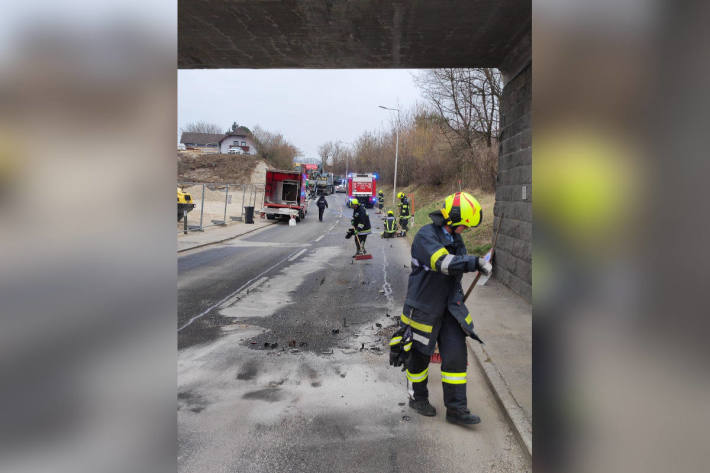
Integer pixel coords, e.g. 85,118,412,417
378,183,494,256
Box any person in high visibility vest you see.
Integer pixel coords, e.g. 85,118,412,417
389,191,492,425
397,192,411,235
346,198,371,256
377,190,385,213
381,210,398,238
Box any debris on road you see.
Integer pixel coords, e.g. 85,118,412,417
332,329,340,335
401,415,411,422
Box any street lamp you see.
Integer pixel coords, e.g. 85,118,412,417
378,105,400,205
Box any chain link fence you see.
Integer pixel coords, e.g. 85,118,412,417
178,182,265,233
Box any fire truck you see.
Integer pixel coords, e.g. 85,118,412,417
261,169,309,221
346,173,378,208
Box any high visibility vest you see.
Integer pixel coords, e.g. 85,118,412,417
384,217,397,233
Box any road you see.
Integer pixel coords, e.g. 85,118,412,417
177,193,530,473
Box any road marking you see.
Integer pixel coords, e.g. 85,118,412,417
314,234,324,242
288,248,307,261
178,248,302,332
218,276,268,308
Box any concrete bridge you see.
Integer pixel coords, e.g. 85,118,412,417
179,0,531,300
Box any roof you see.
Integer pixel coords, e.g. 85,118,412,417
220,128,253,142
180,132,224,145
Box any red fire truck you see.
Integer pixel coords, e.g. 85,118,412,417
261,169,309,221
347,172,378,208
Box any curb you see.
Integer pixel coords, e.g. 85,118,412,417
177,221,278,253
467,339,532,460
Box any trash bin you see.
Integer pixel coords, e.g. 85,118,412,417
244,206,254,224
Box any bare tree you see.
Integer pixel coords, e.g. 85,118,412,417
414,68,502,190
252,126,301,169
181,121,223,134
414,68,501,148
318,141,345,171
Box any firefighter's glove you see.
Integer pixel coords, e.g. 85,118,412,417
345,228,354,239
389,326,412,371
476,256,492,276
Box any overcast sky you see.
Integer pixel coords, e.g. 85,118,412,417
178,69,426,159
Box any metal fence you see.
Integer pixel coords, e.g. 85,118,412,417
178,182,265,233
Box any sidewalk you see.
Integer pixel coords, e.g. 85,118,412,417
177,219,276,252
462,274,532,458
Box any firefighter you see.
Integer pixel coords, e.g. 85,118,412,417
316,194,328,221
389,192,492,425
381,210,398,238
397,192,411,234
377,190,385,213
347,198,371,256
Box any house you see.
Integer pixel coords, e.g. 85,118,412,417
219,127,258,155
179,132,223,153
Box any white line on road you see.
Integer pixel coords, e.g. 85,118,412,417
288,248,307,261
178,248,302,332
314,234,324,242
218,276,268,308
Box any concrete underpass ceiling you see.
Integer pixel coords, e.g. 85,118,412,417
179,0,531,69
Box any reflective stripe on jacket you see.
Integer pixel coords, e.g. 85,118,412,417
400,213,484,347
351,207,371,235
384,216,397,233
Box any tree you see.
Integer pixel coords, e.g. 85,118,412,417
414,68,501,148
228,122,252,135
252,126,301,169
414,68,502,190
318,141,345,172
181,121,223,134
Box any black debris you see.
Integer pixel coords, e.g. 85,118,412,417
402,415,411,422
398,402,405,406
332,329,340,335
376,323,382,328
360,343,365,351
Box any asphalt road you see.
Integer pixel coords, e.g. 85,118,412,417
177,193,530,473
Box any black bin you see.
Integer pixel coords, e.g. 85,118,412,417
244,206,254,224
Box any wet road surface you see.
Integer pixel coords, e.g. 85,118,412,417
178,193,530,473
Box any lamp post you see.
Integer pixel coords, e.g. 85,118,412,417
378,105,400,205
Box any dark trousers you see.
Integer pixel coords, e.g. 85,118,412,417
400,217,409,231
355,234,368,252
407,312,468,410
318,207,325,221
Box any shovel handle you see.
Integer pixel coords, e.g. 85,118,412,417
463,213,504,303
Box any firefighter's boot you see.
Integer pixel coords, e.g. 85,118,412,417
445,408,481,425
409,398,437,417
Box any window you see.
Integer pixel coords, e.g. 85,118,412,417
233,141,239,145
241,141,246,146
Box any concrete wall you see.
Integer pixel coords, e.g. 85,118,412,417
494,63,531,301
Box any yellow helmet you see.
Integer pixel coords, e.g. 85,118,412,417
441,192,482,228
387,210,394,216
351,198,359,206
397,192,405,199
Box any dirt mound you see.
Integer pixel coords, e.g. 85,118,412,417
178,152,267,184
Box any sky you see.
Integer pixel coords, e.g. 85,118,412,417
178,69,426,159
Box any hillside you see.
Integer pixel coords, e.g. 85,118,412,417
377,183,495,256
177,151,266,184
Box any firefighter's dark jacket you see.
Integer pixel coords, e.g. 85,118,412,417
384,216,397,233
351,206,371,234
401,210,482,345
399,197,410,216
317,196,328,209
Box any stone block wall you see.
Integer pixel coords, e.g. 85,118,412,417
494,63,531,301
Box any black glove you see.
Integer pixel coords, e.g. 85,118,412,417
389,326,412,371
345,228,354,239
